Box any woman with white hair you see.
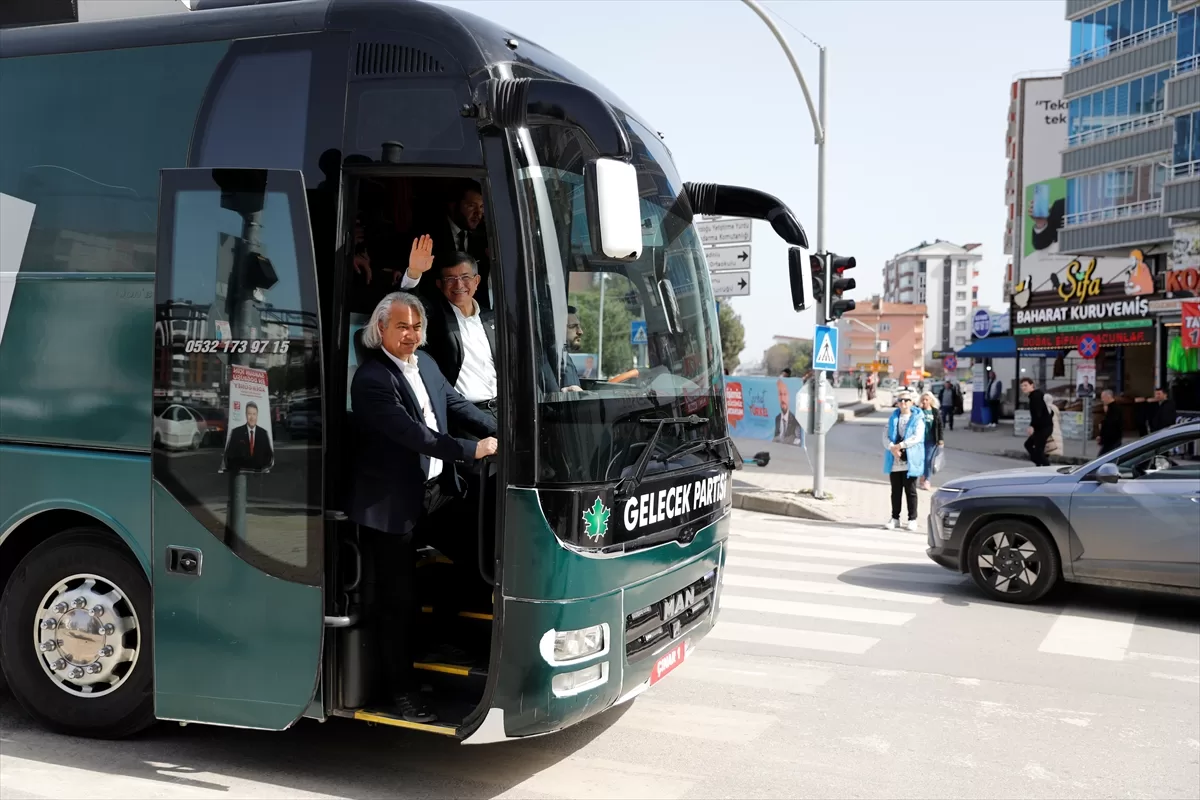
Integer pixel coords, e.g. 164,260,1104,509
882,390,925,531
917,391,944,491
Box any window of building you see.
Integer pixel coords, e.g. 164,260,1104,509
0,42,230,273
1066,160,1167,224
955,336,967,346
955,306,966,316
955,321,967,331
1179,7,1199,72
955,291,967,301
1173,110,1200,175
879,322,891,333
1072,0,1172,67
1067,68,1170,144
917,260,926,272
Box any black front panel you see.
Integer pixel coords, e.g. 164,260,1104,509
625,568,717,662
538,465,731,553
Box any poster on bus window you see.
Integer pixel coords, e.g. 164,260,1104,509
221,365,274,473
722,376,806,448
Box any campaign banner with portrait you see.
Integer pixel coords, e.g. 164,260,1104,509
723,376,806,448
221,365,275,473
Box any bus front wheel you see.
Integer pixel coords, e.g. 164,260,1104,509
0,528,155,739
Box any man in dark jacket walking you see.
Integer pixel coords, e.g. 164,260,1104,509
1097,389,1124,455
1020,377,1053,466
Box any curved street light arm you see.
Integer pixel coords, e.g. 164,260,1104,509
740,0,824,145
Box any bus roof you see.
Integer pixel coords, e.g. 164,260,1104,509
0,0,650,137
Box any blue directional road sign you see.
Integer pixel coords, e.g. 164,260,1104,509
631,319,648,345
813,325,838,371
972,308,992,339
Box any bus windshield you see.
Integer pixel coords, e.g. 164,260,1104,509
513,113,725,485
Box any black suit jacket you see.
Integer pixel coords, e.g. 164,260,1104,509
413,217,492,313
422,295,497,390
347,351,497,536
539,348,582,393
224,423,273,471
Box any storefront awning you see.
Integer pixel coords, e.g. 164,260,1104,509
956,336,1059,359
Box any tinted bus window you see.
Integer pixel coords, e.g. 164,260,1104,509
0,42,229,273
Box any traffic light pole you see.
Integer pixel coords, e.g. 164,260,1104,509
740,0,832,498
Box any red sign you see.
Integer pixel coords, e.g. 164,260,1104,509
1017,328,1152,351
1166,267,1200,294
724,382,744,427
650,641,687,685
1183,302,1200,350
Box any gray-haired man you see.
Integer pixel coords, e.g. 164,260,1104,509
347,291,496,724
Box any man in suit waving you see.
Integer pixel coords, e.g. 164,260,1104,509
348,291,497,724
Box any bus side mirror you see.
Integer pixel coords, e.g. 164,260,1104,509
585,158,643,260
787,247,814,313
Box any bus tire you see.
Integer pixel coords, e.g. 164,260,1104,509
0,528,155,739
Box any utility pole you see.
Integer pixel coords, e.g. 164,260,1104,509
740,0,832,497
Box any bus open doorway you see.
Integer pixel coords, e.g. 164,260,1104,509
325,170,501,734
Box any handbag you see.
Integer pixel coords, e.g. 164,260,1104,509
931,445,945,474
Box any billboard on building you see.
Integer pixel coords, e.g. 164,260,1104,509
1012,74,1130,323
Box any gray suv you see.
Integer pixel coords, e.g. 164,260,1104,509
927,422,1200,603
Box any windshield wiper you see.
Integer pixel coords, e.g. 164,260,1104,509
658,436,739,471
615,415,706,501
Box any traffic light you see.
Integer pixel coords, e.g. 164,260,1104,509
825,252,857,320
809,253,826,315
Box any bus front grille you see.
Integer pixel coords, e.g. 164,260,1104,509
624,569,717,662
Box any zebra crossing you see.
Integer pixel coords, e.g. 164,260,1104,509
708,510,957,659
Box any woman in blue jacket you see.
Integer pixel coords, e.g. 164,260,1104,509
882,390,925,531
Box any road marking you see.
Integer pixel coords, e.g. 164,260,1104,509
1149,672,1200,684
1037,609,1137,661
1127,651,1200,665
614,699,780,743
731,541,927,564
675,651,834,694
726,556,962,585
719,594,915,625
732,528,925,554
709,621,878,654
721,573,938,604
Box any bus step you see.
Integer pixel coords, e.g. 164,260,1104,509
420,605,494,621
352,708,457,736
414,661,488,680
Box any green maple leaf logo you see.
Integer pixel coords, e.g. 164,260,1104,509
581,498,611,541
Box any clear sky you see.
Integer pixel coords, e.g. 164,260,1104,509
78,0,1070,365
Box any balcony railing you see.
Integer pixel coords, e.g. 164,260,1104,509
1064,197,1163,226
1172,159,1200,178
1066,111,1165,147
1070,19,1176,68
1176,54,1200,75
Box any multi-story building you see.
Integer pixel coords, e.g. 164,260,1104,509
835,296,928,381
882,240,981,362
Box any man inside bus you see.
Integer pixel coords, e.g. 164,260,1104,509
414,179,492,311
348,291,498,724
421,252,497,423
539,305,585,394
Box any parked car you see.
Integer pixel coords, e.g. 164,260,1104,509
926,422,1200,603
152,403,207,450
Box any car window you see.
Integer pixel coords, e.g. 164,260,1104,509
1116,434,1200,481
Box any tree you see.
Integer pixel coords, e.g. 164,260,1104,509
763,340,812,376
572,286,635,377
718,302,745,374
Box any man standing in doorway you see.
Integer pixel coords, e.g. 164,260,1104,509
420,180,492,311
986,370,1003,428
1021,377,1053,467
1097,389,1124,455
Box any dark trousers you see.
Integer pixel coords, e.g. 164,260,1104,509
988,399,1002,425
1024,428,1051,467
940,405,954,430
889,470,918,521
362,477,454,692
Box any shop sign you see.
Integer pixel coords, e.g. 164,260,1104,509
1011,255,1155,350
1164,266,1200,296
1183,302,1200,350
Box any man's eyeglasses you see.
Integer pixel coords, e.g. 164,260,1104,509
441,274,476,285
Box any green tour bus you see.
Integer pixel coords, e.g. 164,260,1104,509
0,0,812,743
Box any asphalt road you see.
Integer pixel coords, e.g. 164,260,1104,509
3,511,1197,799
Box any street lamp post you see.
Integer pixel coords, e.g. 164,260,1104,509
739,0,833,497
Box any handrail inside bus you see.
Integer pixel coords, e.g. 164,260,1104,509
476,78,632,161
683,182,809,249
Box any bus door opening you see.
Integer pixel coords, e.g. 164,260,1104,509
330,172,498,728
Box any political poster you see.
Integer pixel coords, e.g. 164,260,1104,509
221,365,275,473
570,352,599,379
723,376,806,448
1075,363,1096,399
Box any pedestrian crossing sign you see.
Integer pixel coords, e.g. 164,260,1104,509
813,325,838,371
631,319,648,345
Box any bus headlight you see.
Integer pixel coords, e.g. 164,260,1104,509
540,624,609,666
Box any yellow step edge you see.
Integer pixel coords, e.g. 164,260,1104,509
416,555,454,567
353,709,456,736
413,661,472,677
419,606,494,621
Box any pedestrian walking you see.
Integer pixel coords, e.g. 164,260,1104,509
882,390,925,531
1097,389,1124,455
1020,377,1053,466
986,371,1003,428
918,391,944,491
857,374,865,401
939,379,959,431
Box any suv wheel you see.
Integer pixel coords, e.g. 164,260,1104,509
966,520,1059,604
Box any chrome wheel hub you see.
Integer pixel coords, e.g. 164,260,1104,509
977,532,1040,593
33,574,139,697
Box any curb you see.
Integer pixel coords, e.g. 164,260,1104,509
732,490,839,522
837,402,880,422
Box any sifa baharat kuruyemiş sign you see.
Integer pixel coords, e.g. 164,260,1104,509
1010,254,1155,351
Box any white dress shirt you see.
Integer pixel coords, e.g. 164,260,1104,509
382,349,442,481
399,271,420,290
450,300,497,403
